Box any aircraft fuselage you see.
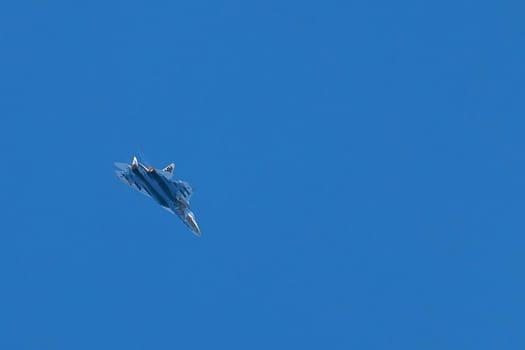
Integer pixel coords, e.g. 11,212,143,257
115,158,201,236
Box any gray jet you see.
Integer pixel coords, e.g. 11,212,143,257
115,156,201,236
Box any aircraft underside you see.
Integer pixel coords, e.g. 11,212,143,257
115,157,201,236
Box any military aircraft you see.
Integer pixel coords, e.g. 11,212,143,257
114,156,201,236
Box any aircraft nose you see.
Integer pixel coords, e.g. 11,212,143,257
185,212,201,236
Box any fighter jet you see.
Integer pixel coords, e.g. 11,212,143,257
114,156,201,236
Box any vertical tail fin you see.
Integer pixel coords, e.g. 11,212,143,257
162,163,175,178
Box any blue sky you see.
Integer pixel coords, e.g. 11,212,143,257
1,0,524,349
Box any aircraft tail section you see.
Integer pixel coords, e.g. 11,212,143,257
162,163,175,179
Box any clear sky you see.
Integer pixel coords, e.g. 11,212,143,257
1,0,524,349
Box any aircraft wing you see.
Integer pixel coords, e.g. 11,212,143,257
115,170,152,198
114,162,130,171
132,184,152,198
